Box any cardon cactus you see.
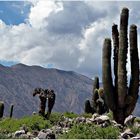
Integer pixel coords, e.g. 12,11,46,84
33,88,56,119
10,104,14,118
33,88,46,117
45,89,56,119
85,99,93,113
94,88,109,115
0,101,4,118
102,8,139,124
84,77,108,115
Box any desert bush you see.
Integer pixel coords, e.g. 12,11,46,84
59,123,119,139
0,115,51,133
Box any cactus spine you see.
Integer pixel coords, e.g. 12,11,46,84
10,104,14,118
102,8,139,124
0,101,4,118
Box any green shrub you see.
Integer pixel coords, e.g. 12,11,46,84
80,113,92,118
0,115,51,133
63,112,78,118
49,112,62,125
0,132,10,139
130,126,140,135
59,123,119,139
107,111,113,120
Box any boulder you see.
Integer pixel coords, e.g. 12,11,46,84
124,115,136,126
92,113,99,119
14,130,25,137
121,129,135,139
94,115,110,124
20,124,28,133
37,131,48,139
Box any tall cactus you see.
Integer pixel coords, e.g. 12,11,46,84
102,8,139,124
10,104,14,118
0,101,4,118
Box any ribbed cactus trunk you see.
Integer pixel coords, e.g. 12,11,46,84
92,77,99,107
85,100,93,113
39,96,46,117
102,8,139,124
0,102,4,118
10,104,14,118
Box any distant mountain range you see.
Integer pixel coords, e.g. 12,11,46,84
0,63,139,118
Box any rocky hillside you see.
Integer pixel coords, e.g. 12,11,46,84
0,63,139,118
0,113,140,139
0,63,93,118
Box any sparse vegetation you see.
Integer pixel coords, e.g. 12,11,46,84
0,115,51,133
58,123,120,139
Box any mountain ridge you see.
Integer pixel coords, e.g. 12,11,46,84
0,63,139,118
0,63,93,118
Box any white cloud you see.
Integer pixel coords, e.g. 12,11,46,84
28,0,63,29
0,1,139,78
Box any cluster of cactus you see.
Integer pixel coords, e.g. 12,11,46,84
102,8,139,124
0,102,14,118
85,77,108,115
33,88,56,119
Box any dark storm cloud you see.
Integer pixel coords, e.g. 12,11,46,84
46,1,106,35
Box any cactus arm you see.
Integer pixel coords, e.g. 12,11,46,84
112,24,119,95
92,77,99,108
118,8,129,108
102,38,116,111
93,77,99,93
125,25,139,116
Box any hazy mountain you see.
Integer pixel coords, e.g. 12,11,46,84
0,63,93,118
0,63,139,118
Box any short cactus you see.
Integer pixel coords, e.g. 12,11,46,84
10,104,14,118
85,100,93,113
84,77,108,115
0,101,4,118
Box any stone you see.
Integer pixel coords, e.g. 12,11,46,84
75,117,86,123
46,133,55,139
89,117,95,122
27,132,34,139
19,134,29,139
100,121,110,128
94,115,110,124
124,115,136,126
52,126,62,134
32,111,37,115
62,127,69,133
121,129,135,139
32,130,39,137
37,131,48,139
114,123,123,129
130,136,140,139
14,130,25,137
20,124,28,133
92,113,99,119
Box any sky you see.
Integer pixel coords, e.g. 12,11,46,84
0,0,139,79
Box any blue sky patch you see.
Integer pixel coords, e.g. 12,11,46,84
0,1,31,25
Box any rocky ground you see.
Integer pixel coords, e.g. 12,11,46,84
3,113,140,139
